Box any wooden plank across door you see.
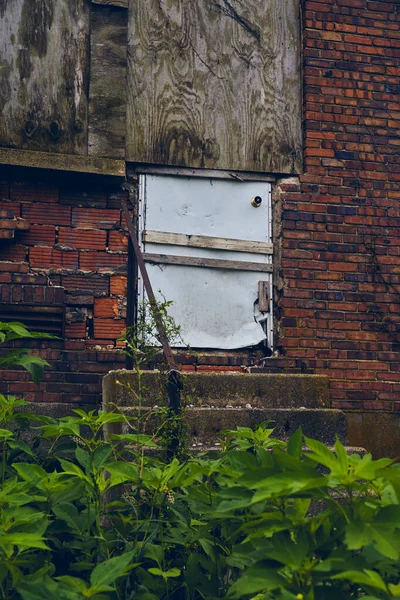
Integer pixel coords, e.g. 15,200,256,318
143,230,273,254
143,253,273,273
127,0,302,173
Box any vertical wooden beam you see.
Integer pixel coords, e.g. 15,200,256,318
88,3,128,158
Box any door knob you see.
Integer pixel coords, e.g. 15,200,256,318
251,196,262,208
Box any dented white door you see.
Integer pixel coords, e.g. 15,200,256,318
139,174,273,349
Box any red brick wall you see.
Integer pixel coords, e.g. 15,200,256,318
0,177,128,403
268,0,400,412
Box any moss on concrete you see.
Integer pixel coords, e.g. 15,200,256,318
102,370,329,409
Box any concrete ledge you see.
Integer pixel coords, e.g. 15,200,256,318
106,406,347,446
103,370,329,409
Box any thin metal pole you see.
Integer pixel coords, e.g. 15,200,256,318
122,198,177,370
121,198,182,457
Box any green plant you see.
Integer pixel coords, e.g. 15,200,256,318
0,321,56,386
118,296,190,458
122,295,186,369
1,321,400,599
0,397,399,599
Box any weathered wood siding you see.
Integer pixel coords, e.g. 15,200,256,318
126,0,302,173
0,0,90,155
88,4,128,159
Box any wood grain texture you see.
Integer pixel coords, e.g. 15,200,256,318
88,4,128,158
258,280,270,312
0,148,125,177
127,0,301,173
0,0,90,155
143,253,273,272
143,230,274,254
92,0,128,7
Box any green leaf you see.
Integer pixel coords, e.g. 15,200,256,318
93,446,112,469
0,428,13,440
331,569,387,592
105,462,138,487
13,463,47,483
10,354,50,387
52,502,85,535
334,439,348,473
148,567,181,579
90,550,136,589
264,531,309,570
251,473,326,503
8,439,35,457
345,506,400,559
227,563,285,598
109,433,158,447
287,427,303,458
75,446,91,473
58,459,91,483
0,532,49,550
304,437,341,472
55,576,88,593
17,580,82,600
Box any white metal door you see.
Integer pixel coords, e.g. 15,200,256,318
138,174,273,349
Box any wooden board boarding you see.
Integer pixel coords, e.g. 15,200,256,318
143,230,273,254
0,0,90,155
143,253,273,273
127,0,301,173
88,4,128,158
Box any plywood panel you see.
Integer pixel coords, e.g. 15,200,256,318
0,0,90,155
88,4,128,158
127,0,301,173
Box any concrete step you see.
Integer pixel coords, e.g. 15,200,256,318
102,370,349,449
103,370,329,409
111,406,347,447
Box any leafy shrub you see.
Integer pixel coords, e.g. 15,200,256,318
0,401,399,600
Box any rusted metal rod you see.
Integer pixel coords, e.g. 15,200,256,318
121,199,182,446
122,198,178,371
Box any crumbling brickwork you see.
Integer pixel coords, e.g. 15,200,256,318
0,176,127,403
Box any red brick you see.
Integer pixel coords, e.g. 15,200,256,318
0,201,21,216
10,183,58,203
79,251,127,271
18,225,56,246
22,204,71,226
58,228,107,250
62,274,109,294
0,245,26,262
108,230,129,251
30,247,79,269
110,275,127,296
0,261,28,273
65,322,87,339
0,182,9,197
94,298,119,318
93,319,125,340
72,208,120,229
